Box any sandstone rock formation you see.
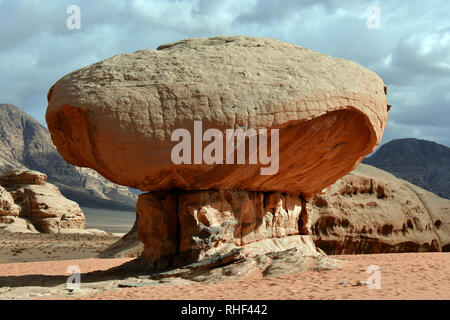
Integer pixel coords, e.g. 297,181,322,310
0,170,86,233
48,36,389,270
0,185,36,233
310,164,450,254
136,190,317,268
0,185,20,216
0,103,137,210
46,36,388,197
401,180,450,252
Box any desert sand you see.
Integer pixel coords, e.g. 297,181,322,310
0,252,448,300
0,231,121,263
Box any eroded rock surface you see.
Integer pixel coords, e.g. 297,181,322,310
0,170,86,233
310,164,450,254
0,185,20,216
0,185,36,233
136,190,317,269
46,36,388,198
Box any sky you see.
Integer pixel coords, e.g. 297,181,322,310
0,0,449,147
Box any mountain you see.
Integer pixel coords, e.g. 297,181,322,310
363,138,450,199
0,103,137,210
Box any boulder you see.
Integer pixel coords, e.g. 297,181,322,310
46,36,388,198
0,170,86,233
310,164,449,254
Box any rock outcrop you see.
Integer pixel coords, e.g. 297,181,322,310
310,164,450,254
47,36,389,270
0,103,137,210
0,170,86,233
0,185,20,216
0,185,36,233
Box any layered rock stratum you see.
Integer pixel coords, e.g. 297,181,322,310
0,103,137,210
47,36,389,270
0,169,85,233
310,164,450,253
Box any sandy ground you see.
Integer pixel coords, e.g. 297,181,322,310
0,231,121,263
0,252,448,300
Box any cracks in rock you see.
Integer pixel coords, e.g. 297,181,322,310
402,183,443,251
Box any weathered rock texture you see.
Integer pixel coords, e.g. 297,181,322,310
0,103,137,210
0,186,35,233
310,164,450,254
135,190,316,268
0,170,86,233
46,36,388,198
0,186,20,216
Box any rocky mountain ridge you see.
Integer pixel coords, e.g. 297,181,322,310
364,138,450,199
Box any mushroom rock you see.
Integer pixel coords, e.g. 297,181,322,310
46,36,388,270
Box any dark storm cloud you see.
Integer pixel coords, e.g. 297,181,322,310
0,0,448,147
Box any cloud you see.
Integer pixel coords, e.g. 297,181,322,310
0,0,449,147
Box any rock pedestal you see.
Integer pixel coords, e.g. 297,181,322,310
136,190,320,269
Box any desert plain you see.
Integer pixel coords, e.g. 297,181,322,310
0,237,448,300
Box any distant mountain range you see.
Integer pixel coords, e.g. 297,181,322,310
0,103,137,210
364,138,450,199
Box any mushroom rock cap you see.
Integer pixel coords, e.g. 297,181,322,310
46,36,388,197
